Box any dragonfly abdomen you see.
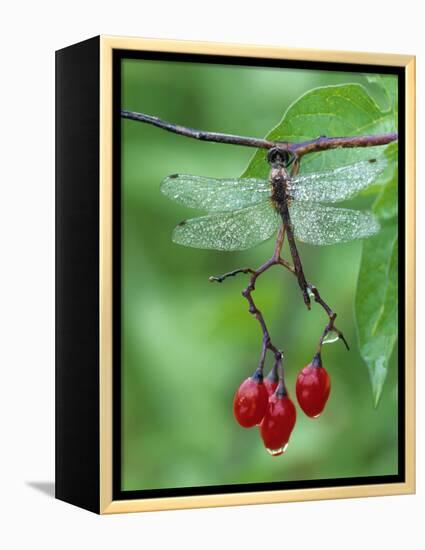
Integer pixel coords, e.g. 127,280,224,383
270,168,290,214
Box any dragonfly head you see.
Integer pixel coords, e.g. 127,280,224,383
267,147,294,169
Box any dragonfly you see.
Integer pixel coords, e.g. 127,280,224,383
160,149,386,251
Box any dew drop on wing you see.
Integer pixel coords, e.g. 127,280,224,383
171,201,280,251
289,203,381,246
288,158,388,204
161,174,271,212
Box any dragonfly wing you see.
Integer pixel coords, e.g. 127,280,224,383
172,200,280,251
289,202,380,246
161,174,270,212
288,158,388,203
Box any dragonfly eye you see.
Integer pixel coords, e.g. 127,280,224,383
267,147,294,168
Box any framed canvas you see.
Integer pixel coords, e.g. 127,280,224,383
55,35,415,514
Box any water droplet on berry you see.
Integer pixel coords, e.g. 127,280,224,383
322,330,339,344
266,448,283,457
265,442,289,457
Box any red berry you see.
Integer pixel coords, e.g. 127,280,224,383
260,386,296,456
296,353,331,418
233,369,268,428
264,367,279,396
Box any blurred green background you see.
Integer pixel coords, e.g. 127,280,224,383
121,59,398,491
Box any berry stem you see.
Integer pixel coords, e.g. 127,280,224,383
251,366,264,383
268,358,280,382
311,351,323,368
275,380,288,397
241,270,283,370
275,352,287,396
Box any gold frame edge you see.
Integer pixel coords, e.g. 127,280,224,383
98,36,416,515
99,37,114,513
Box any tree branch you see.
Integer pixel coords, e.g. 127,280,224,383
125,109,391,368
121,109,398,157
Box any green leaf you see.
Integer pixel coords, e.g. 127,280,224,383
355,223,398,407
373,173,398,219
242,83,396,179
354,135,398,404
366,74,398,120
355,118,398,405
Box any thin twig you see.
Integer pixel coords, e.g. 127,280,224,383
241,270,283,368
121,110,398,158
121,110,276,149
289,134,398,158
209,267,255,283
307,284,350,351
